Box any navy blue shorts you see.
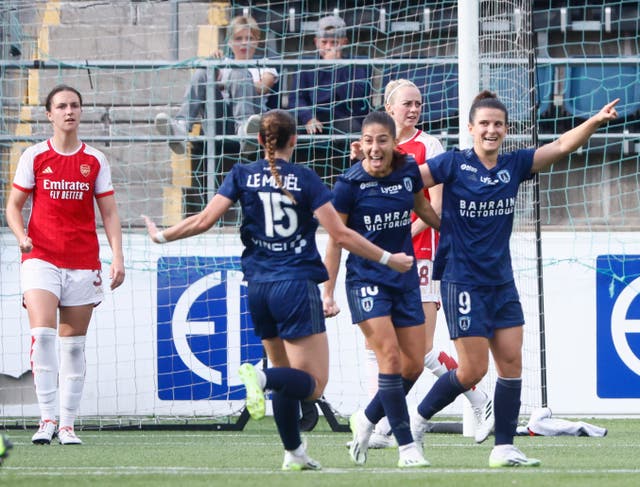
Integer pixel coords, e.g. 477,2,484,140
248,279,326,340
441,280,524,339
346,282,424,327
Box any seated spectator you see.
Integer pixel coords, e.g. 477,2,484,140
290,14,372,184
155,15,279,156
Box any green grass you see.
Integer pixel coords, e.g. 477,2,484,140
1,418,639,486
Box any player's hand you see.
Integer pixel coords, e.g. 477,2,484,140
109,256,125,290
387,252,414,273
597,98,619,124
141,214,164,243
19,236,32,254
305,118,323,134
322,295,341,318
350,140,364,160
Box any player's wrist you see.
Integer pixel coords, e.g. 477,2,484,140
155,231,167,244
379,251,391,266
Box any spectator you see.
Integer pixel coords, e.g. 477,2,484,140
290,14,371,184
155,15,279,157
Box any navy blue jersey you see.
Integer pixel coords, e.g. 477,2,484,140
428,148,535,285
217,158,332,283
332,157,423,291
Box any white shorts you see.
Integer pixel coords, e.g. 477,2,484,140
417,259,440,304
21,258,104,307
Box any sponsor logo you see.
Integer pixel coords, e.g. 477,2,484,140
42,166,53,174
480,176,499,185
380,183,403,195
360,181,378,189
156,256,263,401
460,163,478,173
596,255,640,398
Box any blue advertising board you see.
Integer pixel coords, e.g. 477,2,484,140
156,256,263,400
596,254,640,398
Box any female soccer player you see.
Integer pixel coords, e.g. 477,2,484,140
6,84,125,445
412,90,619,467
322,111,440,468
365,80,494,449
143,109,413,471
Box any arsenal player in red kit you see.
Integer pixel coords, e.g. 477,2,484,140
6,84,125,446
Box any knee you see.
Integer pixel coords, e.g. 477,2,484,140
308,376,327,401
373,341,403,372
401,359,424,382
456,365,488,389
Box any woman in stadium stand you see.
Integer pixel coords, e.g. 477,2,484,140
143,109,413,471
322,111,440,468
6,84,125,446
412,90,619,467
154,14,278,156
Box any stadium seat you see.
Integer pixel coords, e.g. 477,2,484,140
382,63,459,131
563,64,640,126
533,1,639,34
536,64,555,118
231,1,303,35
481,65,532,123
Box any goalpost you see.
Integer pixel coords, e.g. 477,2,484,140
3,0,637,428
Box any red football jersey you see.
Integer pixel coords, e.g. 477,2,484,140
398,130,445,260
13,139,115,269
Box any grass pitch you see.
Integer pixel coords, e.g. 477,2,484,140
1,417,639,486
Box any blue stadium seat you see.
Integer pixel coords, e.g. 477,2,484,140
533,1,639,34
231,2,303,35
563,64,640,122
382,63,459,130
481,66,532,123
536,64,554,118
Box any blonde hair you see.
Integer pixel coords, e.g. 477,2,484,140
384,78,419,105
260,110,297,204
228,15,261,42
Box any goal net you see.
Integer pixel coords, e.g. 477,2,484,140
1,0,637,427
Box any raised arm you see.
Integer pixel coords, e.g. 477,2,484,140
419,162,438,188
143,193,234,243
532,99,619,173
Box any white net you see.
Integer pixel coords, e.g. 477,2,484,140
2,0,637,426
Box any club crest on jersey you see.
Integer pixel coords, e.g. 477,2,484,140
80,164,91,177
458,316,471,332
403,177,413,192
361,296,374,312
497,170,511,183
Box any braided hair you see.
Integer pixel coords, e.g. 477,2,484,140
259,109,297,204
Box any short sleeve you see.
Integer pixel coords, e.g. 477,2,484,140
332,177,355,215
216,164,241,202
427,150,456,185
305,169,332,211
